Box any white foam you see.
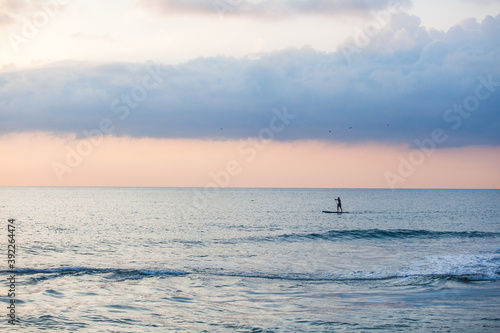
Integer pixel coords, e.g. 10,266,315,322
401,253,500,280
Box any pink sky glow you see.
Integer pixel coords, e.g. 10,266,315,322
1,133,499,189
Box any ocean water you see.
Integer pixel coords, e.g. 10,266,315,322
1,187,499,332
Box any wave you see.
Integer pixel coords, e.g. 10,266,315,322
3,267,188,278
206,271,500,282
7,260,497,284
204,253,500,282
268,229,500,242
4,253,498,284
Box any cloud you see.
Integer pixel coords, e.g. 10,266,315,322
0,0,71,47
0,13,14,29
0,0,26,29
1,14,499,147
0,0,49,28
71,32,118,43
137,0,411,18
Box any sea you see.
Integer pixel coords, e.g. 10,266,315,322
1,187,499,332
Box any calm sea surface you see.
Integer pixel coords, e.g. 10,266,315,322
1,187,499,332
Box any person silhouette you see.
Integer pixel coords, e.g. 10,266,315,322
335,197,342,213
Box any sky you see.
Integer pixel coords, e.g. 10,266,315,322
1,0,500,188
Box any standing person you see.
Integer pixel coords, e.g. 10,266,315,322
335,197,342,213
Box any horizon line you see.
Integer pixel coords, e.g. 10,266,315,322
1,186,498,190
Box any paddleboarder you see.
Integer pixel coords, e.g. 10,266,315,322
335,197,342,213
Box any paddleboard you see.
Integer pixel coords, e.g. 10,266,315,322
322,211,347,214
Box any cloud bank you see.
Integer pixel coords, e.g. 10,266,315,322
1,13,499,147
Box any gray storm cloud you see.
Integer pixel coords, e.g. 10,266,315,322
0,13,499,147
